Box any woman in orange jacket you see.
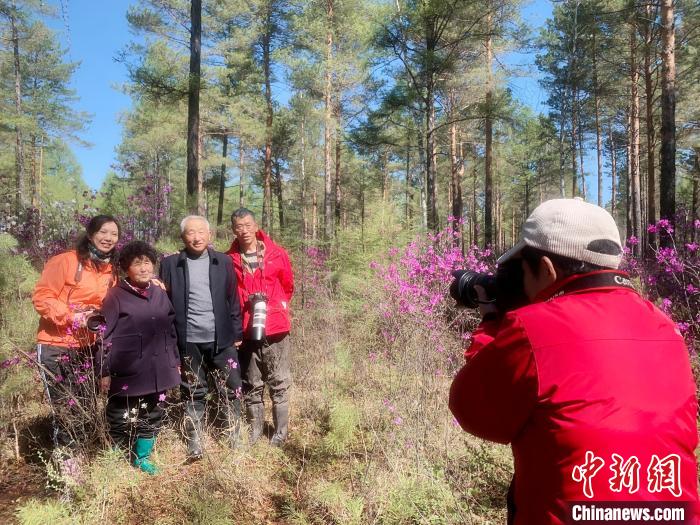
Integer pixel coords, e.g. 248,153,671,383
32,215,120,468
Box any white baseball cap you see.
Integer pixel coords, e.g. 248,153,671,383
497,198,623,269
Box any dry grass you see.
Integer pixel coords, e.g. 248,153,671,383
2,228,513,525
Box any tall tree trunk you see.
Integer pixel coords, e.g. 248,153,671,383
37,142,43,212
472,146,479,246
312,190,318,241
405,130,411,225
630,22,642,254
449,103,462,239
197,131,204,215
31,135,38,208
238,139,245,207
644,2,657,249
571,88,579,198
692,149,699,244
578,120,586,198
262,4,273,232
381,149,390,202
323,0,334,242
426,87,438,231
659,0,676,237
334,106,342,234
186,0,202,214
484,10,494,245
11,10,25,213
609,120,617,216
274,160,284,230
593,34,604,207
300,115,307,239
217,135,228,226
558,114,566,197
626,111,633,239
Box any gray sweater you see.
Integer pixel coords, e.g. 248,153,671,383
186,250,216,343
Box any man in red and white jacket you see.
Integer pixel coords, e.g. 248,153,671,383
449,198,699,524
227,208,294,446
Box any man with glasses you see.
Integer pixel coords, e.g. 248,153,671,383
227,208,294,446
159,215,244,460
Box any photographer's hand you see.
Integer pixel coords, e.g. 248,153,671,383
474,285,499,318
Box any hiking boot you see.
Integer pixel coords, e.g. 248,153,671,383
133,437,158,475
224,398,242,449
246,403,264,445
183,402,204,461
270,403,289,447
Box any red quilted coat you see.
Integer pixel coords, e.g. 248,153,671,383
449,272,699,524
227,229,294,338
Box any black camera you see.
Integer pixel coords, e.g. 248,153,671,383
450,259,528,312
85,311,106,333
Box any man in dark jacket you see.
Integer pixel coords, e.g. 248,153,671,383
160,215,243,460
449,198,699,524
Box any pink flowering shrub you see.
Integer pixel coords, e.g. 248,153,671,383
296,246,332,309
370,220,492,367
622,219,700,355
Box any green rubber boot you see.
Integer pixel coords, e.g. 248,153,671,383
133,437,158,475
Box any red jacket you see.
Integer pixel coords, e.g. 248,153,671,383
227,229,294,338
449,272,699,525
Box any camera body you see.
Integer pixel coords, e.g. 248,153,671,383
450,259,529,313
85,311,106,333
249,292,268,341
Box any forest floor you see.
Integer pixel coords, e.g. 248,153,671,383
1,289,512,525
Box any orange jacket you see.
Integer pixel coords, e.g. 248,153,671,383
33,250,115,348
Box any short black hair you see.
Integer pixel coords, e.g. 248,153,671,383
118,241,158,273
231,208,255,223
520,246,606,279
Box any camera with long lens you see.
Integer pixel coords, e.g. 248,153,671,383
450,259,528,312
249,293,268,341
85,311,106,333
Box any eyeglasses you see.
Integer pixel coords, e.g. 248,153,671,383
233,223,256,232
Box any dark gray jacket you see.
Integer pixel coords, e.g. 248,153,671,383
97,280,181,397
159,248,243,351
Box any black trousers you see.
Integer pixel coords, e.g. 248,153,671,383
180,342,243,425
239,333,292,408
105,393,164,447
37,343,99,449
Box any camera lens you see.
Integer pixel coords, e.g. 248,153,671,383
86,312,106,333
450,271,496,308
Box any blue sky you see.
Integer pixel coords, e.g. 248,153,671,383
47,0,134,189
50,0,557,192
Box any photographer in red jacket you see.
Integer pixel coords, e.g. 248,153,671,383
227,208,294,446
449,198,699,525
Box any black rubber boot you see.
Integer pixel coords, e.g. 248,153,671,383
183,402,204,461
246,403,264,445
270,403,289,447
224,398,242,449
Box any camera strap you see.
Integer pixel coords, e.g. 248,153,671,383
544,270,636,302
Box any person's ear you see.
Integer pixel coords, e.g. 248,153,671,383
540,256,557,286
